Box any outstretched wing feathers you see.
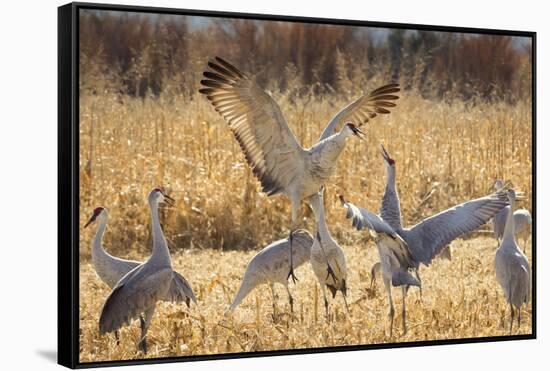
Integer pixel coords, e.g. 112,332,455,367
408,191,509,264
343,200,398,237
318,83,400,141
200,57,306,196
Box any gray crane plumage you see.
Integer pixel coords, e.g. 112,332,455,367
340,146,509,335
199,57,400,281
494,189,531,334
309,188,349,317
98,189,196,353
226,230,314,315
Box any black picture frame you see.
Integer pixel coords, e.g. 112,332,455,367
58,2,537,368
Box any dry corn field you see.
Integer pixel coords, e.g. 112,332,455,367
78,91,533,362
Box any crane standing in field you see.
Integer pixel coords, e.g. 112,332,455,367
200,57,400,283
339,146,509,336
491,180,532,252
226,230,314,316
98,189,196,353
84,206,197,346
494,188,531,334
309,187,349,318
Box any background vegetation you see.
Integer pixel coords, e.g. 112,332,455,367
78,10,533,362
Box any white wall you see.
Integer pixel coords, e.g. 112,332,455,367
0,0,545,369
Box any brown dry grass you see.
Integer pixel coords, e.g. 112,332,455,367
79,237,532,363
78,90,533,363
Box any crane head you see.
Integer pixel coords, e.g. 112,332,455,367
150,187,176,206
345,122,365,140
84,207,105,228
380,144,395,166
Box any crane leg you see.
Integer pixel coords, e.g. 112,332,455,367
270,283,278,319
402,286,408,335
286,285,294,314
384,277,394,338
287,201,302,284
370,262,380,291
342,293,350,315
509,303,514,335
287,229,298,284
114,330,120,345
414,269,422,298
138,307,155,354
517,307,521,328
320,285,329,320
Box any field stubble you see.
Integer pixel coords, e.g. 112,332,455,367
79,237,532,362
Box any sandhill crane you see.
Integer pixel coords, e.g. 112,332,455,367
339,194,419,336
495,189,531,334
309,187,349,318
339,146,509,335
226,230,314,316
84,206,197,346
200,57,399,282
491,180,532,252
98,189,196,353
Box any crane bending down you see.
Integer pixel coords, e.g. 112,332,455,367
491,180,532,252
226,230,314,316
84,206,197,347
309,187,349,318
494,189,531,334
98,189,197,353
339,146,509,335
200,57,400,282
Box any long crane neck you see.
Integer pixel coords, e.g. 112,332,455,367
91,214,108,258
149,198,171,265
385,166,397,191
501,202,517,247
310,194,330,239
381,164,403,230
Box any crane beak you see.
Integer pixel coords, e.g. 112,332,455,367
380,144,393,164
351,126,366,140
338,194,347,206
163,193,176,207
84,215,96,228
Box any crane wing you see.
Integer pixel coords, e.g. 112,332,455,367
341,196,415,269
164,271,197,307
200,57,306,196
318,83,400,141
408,191,509,265
99,265,172,333
341,196,398,237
